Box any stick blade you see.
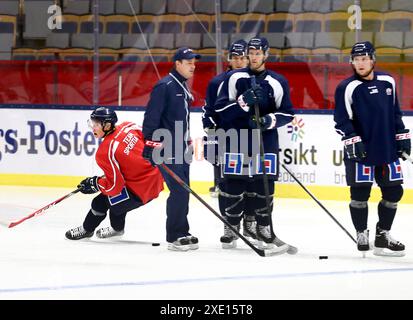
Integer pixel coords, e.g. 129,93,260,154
263,244,290,257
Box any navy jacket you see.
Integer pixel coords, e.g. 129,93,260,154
334,71,406,165
143,69,192,161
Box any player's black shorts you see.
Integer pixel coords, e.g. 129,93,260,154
93,187,144,216
344,159,404,187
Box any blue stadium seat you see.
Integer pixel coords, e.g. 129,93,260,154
275,0,303,13
303,0,331,13
266,13,294,33
193,0,214,14
115,0,141,15
239,13,266,34
222,0,247,14
0,1,19,15
105,15,131,34
167,0,193,14
183,14,211,33
141,0,166,14
52,14,80,34
131,15,156,33
248,0,275,14
79,15,104,33
211,14,238,34
390,0,413,12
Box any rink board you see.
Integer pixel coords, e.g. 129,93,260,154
0,107,412,202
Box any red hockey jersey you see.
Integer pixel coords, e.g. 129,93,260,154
95,122,163,203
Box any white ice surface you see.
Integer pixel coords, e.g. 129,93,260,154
1,186,413,300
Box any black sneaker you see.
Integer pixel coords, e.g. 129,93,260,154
65,226,93,240
374,224,405,257
168,237,190,251
357,230,370,251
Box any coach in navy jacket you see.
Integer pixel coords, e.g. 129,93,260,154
142,47,201,251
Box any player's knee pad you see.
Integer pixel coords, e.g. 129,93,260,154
219,190,245,220
350,186,371,202
350,200,367,209
380,199,398,209
381,185,403,204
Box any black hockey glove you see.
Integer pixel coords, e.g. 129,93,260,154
343,133,367,161
203,135,219,165
237,85,264,112
395,129,411,160
249,114,277,131
202,115,216,133
142,140,163,166
78,176,99,194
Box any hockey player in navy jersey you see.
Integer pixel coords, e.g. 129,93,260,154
212,37,295,249
202,39,249,198
334,41,411,257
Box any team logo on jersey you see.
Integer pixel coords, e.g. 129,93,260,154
224,153,243,175
108,187,130,206
287,116,305,142
368,86,378,95
386,88,392,95
388,160,403,181
256,153,277,175
355,163,374,183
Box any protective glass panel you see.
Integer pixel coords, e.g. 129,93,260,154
0,0,412,110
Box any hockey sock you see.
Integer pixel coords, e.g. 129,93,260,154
349,202,368,231
377,200,397,230
83,209,106,232
109,211,127,231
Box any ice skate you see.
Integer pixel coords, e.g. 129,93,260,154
168,237,191,251
65,226,93,240
209,186,219,198
242,216,257,240
256,224,276,249
220,224,240,249
356,229,370,258
373,224,405,257
96,226,124,239
186,235,199,250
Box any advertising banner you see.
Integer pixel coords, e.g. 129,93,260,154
0,109,412,189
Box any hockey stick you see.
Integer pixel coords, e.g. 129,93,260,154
281,164,357,244
159,164,289,257
8,188,81,228
402,151,413,164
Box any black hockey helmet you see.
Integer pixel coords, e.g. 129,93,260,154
247,37,269,55
350,41,376,62
228,39,247,58
90,107,118,126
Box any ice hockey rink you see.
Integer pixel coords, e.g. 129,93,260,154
0,185,413,300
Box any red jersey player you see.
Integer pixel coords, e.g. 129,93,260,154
65,107,164,240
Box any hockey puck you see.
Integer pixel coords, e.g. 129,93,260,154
152,242,160,246
319,256,328,259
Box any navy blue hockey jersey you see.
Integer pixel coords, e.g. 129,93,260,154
334,71,406,165
213,67,295,178
202,71,228,129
